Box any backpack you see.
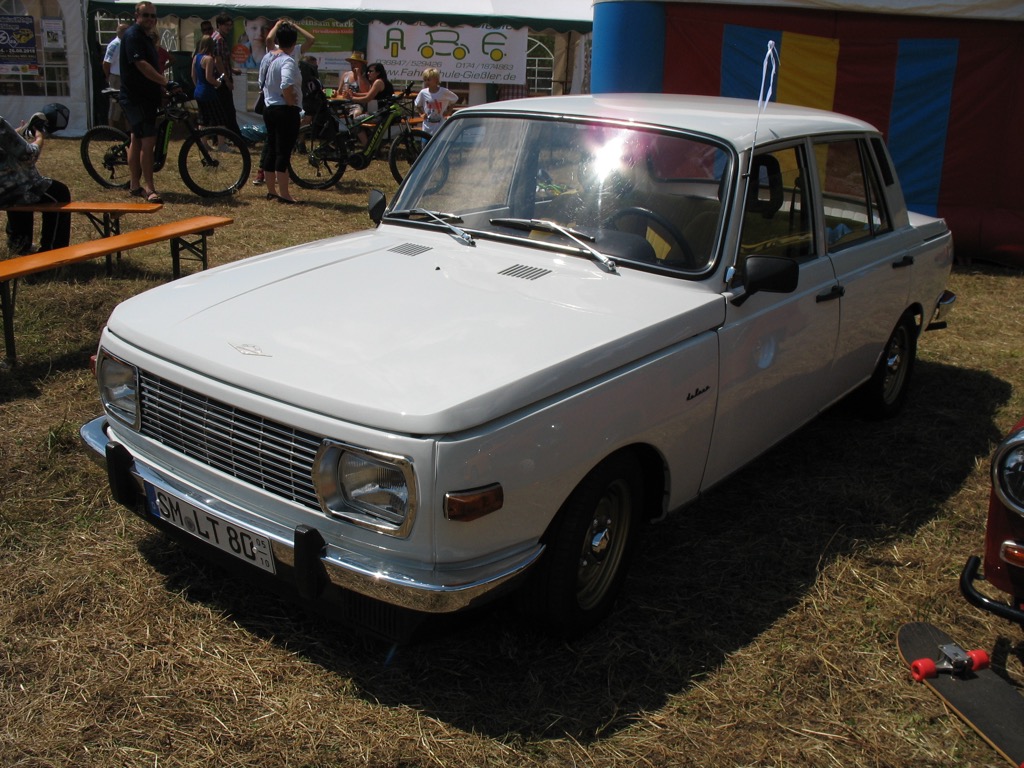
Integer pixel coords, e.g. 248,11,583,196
298,59,335,141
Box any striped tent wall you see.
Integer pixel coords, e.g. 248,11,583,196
662,3,1024,263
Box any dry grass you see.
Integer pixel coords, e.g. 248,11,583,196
2,137,1023,767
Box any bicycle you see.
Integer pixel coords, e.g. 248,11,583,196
80,87,251,198
288,85,432,190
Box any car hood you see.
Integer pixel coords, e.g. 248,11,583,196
107,225,725,434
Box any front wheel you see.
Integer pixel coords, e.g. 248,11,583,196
859,311,918,419
80,125,131,189
288,124,346,189
178,128,251,197
517,453,644,637
388,129,431,184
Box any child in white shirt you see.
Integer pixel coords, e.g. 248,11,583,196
414,68,459,136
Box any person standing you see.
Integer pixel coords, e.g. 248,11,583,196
414,67,459,137
260,23,300,204
119,1,170,203
102,23,129,128
211,13,242,137
1,114,71,255
192,36,222,130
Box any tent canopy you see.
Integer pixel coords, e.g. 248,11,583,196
87,0,595,32
593,0,1023,21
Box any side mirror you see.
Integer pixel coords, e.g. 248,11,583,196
369,189,387,226
731,255,798,306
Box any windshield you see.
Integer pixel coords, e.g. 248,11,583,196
390,115,733,273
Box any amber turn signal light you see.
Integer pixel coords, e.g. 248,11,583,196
444,484,503,521
999,540,1024,568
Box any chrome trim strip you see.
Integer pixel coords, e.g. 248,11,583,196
80,416,542,613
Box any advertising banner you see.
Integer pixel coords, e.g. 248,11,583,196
231,18,354,71
0,15,38,75
367,21,527,84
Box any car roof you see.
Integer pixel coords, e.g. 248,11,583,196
457,93,878,151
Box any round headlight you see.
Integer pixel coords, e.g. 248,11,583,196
97,351,139,428
993,430,1024,515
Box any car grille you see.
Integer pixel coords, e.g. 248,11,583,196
137,371,322,511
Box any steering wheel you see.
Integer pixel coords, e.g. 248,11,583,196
607,206,697,268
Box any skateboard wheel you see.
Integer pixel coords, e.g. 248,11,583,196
967,649,990,671
911,657,937,681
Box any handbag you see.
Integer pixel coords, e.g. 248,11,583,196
254,92,265,115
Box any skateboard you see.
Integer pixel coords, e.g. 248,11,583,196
897,622,1024,768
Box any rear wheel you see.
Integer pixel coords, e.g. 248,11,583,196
80,125,131,189
288,124,347,189
518,453,644,637
859,311,917,419
178,128,251,197
388,128,431,184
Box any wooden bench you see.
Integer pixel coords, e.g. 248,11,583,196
1,215,233,366
4,201,164,273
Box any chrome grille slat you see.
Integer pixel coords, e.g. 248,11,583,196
138,372,322,509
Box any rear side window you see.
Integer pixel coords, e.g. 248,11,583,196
816,138,893,252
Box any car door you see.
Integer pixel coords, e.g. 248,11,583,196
702,142,841,489
813,136,911,400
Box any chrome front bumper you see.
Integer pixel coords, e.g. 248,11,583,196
80,415,542,615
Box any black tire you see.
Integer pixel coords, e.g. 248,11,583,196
288,124,346,189
388,129,430,184
518,453,644,637
860,311,917,419
178,128,251,197
80,125,131,189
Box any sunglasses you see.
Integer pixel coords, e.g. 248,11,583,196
139,12,157,18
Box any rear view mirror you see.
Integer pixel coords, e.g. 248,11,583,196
369,190,387,226
732,255,798,306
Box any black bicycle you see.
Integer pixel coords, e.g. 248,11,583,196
288,85,431,190
81,87,251,198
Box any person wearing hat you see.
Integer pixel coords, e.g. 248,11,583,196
337,51,369,115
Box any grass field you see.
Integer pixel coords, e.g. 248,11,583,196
1,136,1022,767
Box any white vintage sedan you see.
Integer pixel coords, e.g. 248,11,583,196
81,94,955,638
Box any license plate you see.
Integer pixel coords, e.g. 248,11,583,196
145,484,276,574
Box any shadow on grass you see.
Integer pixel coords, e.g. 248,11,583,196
134,358,1010,743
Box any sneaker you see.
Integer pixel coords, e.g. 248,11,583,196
216,143,237,154
251,169,265,186
18,243,41,255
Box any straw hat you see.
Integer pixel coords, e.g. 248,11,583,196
346,51,367,64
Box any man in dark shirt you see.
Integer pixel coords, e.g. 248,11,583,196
119,1,170,202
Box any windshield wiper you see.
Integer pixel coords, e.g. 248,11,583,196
387,208,474,247
489,218,618,275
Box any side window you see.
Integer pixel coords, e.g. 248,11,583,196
817,139,892,252
739,145,815,261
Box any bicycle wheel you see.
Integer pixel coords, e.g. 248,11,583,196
178,128,251,197
288,124,346,189
80,125,131,189
388,129,431,184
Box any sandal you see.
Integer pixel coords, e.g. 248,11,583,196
146,191,163,203
129,187,144,197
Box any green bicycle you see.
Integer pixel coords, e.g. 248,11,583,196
81,87,251,198
288,85,431,190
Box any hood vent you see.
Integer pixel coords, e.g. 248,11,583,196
389,243,433,257
499,264,552,281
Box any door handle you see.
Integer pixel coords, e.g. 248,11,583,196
892,255,914,269
816,285,845,303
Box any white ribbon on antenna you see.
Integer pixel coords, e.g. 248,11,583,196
748,40,780,179
759,40,779,110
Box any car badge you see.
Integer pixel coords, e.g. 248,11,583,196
230,342,271,357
